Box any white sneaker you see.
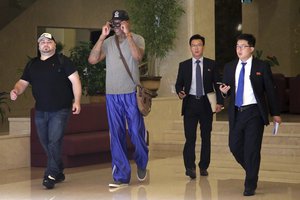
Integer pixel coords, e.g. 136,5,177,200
108,181,129,192
108,181,129,188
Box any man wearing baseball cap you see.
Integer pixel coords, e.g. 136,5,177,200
89,10,148,189
10,32,82,189
37,32,56,42
111,9,129,21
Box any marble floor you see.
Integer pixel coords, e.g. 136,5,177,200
0,149,299,200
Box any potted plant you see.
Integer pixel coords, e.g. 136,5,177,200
69,41,106,102
0,92,10,124
255,50,279,67
126,0,185,96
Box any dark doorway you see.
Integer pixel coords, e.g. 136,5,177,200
215,0,242,73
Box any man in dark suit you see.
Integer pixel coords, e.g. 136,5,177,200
219,33,282,196
175,34,224,179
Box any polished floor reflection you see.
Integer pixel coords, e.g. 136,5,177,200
0,150,299,200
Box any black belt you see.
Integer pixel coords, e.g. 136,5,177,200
235,104,257,112
189,95,205,100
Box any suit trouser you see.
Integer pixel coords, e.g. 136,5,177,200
183,96,213,170
229,105,264,190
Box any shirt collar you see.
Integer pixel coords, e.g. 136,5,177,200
192,57,204,64
239,56,253,65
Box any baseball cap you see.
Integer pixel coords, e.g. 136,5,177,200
37,33,55,43
111,10,129,21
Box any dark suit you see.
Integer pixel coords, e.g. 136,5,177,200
175,57,223,171
222,57,280,190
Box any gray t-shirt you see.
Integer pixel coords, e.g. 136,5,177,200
102,33,145,94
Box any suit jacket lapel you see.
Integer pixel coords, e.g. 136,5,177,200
249,58,260,98
232,59,239,92
202,58,207,83
187,58,193,80
186,58,193,92
250,58,258,78
200,57,209,86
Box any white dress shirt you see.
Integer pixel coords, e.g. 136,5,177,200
189,57,204,95
235,56,257,106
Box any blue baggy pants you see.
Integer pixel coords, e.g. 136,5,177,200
106,92,148,183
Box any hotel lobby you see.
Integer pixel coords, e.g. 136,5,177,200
0,0,299,199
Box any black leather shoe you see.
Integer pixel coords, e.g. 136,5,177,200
185,168,196,179
43,176,56,189
243,188,255,196
43,173,65,184
200,169,208,176
55,173,65,183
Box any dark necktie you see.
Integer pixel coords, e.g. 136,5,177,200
196,60,203,97
235,62,247,107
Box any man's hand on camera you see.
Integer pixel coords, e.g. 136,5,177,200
120,21,130,34
101,22,111,39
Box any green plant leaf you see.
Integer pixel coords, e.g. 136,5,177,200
69,41,106,96
127,0,185,76
254,50,279,67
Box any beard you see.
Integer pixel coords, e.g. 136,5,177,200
40,46,55,54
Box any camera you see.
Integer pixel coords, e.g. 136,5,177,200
109,20,121,29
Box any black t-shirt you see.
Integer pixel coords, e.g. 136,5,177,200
21,54,76,111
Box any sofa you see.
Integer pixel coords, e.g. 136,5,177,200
30,103,135,168
272,73,289,112
289,75,300,114
271,73,300,114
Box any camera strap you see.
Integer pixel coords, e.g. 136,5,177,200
115,35,136,85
